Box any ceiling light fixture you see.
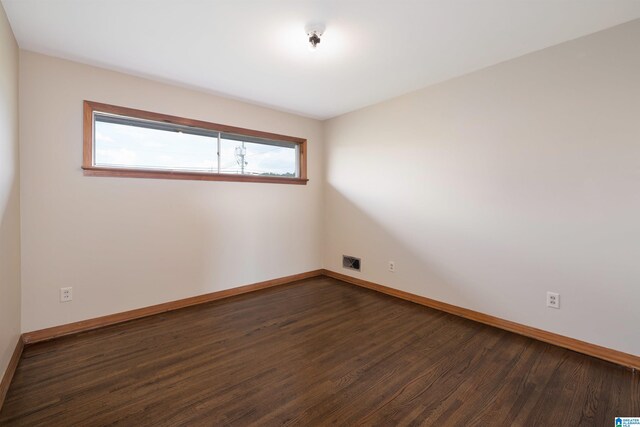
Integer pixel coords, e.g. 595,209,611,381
305,24,325,51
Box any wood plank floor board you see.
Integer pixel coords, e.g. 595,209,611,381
1,277,638,426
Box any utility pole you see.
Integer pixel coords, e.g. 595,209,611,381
235,141,247,174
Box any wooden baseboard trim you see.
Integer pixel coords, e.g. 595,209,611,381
18,269,639,370
0,337,24,411
322,269,640,370
22,270,324,345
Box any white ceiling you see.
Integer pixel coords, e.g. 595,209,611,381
3,0,640,119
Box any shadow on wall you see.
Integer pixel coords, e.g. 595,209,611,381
0,179,21,369
323,180,585,328
324,182,482,313
0,175,20,285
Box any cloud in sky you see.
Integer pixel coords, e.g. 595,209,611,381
95,121,295,175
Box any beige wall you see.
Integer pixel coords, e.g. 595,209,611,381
324,20,640,355
0,4,20,378
19,51,323,332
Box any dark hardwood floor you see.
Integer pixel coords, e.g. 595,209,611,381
1,277,638,426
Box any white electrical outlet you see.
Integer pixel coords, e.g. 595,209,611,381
60,287,73,302
546,292,559,309
389,261,395,272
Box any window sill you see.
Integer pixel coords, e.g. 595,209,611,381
82,166,309,185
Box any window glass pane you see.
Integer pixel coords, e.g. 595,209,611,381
90,109,302,180
219,138,297,177
94,118,217,172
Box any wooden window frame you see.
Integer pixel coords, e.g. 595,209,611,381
82,100,308,185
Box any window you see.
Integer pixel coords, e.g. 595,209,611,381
82,101,308,184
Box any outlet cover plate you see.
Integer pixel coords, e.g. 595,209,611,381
546,292,559,309
60,287,73,302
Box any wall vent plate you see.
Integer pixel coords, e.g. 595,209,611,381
342,255,361,272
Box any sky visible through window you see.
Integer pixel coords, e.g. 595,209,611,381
94,120,297,176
